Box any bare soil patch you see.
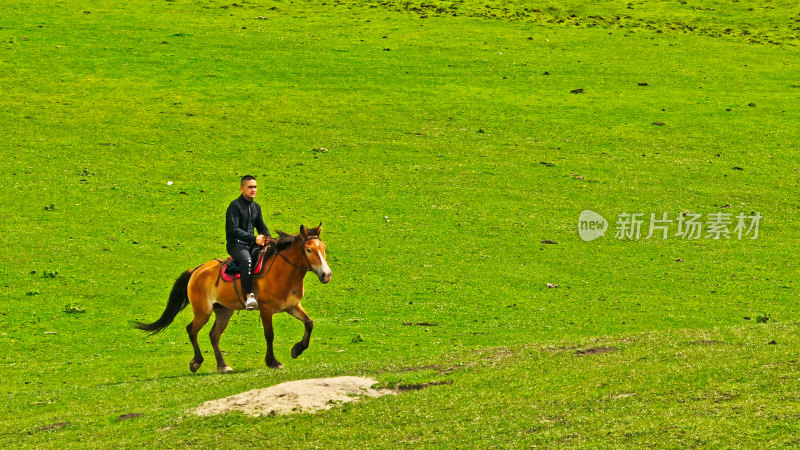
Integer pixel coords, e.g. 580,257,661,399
575,346,618,355
397,380,453,391
689,340,722,345
194,376,395,417
35,422,70,432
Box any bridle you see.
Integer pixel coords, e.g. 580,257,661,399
272,235,320,273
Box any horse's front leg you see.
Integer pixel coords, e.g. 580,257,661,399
287,304,313,359
259,309,283,369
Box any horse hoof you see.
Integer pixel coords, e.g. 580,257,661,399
190,360,203,373
291,344,303,359
218,366,234,374
267,360,283,369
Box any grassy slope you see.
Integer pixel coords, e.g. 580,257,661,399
1,0,799,446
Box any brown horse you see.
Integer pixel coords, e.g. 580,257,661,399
135,224,331,373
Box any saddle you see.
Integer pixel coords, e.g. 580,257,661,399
220,246,267,283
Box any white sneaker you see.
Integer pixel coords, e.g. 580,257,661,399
245,294,258,311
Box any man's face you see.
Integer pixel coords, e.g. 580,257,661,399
241,180,257,200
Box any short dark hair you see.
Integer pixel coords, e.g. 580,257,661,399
240,175,256,186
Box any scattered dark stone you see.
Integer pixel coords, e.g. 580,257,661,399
744,316,752,320
402,322,412,325
543,71,549,75
528,37,534,40
179,191,187,195
748,103,756,107
575,346,618,355
732,166,744,170
540,240,558,244
726,108,731,111
570,88,584,94
768,340,777,345
652,121,665,126
477,128,484,133
397,380,453,391
383,48,391,51
118,413,142,421
676,258,684,262
539,161,554,167
132,241,139,244
638,82,648,86
415,322,438,327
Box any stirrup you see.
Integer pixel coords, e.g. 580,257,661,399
245,294,258,311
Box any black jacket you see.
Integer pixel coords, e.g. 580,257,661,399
226,195,270,247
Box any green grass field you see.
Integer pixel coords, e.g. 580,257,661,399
2,0,799,446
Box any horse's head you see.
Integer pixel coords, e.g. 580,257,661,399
300,223,332,284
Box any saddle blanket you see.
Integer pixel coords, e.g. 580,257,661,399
220,250,266,282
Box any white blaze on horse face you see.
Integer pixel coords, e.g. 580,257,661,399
316,251,331,273
309,244,332,283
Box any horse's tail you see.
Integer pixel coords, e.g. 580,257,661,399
133,269,194,335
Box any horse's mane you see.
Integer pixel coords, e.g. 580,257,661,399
263,231,305,260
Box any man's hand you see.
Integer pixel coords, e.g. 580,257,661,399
255,235,267,246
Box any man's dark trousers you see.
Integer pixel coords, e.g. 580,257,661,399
227,244,255,295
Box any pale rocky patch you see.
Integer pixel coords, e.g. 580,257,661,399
194,376,395,417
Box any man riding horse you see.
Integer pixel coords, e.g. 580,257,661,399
226,175,275,310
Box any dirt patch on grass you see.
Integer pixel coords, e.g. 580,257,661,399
385,364,453,374
575,346,618,355
35,421,70,432
397,380,453,391
194,376,395,417
689,340,722,345
542,345,580,352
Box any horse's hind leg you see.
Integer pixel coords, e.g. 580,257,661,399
187,305,212,373
287,304,313,359
209,304,234,374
